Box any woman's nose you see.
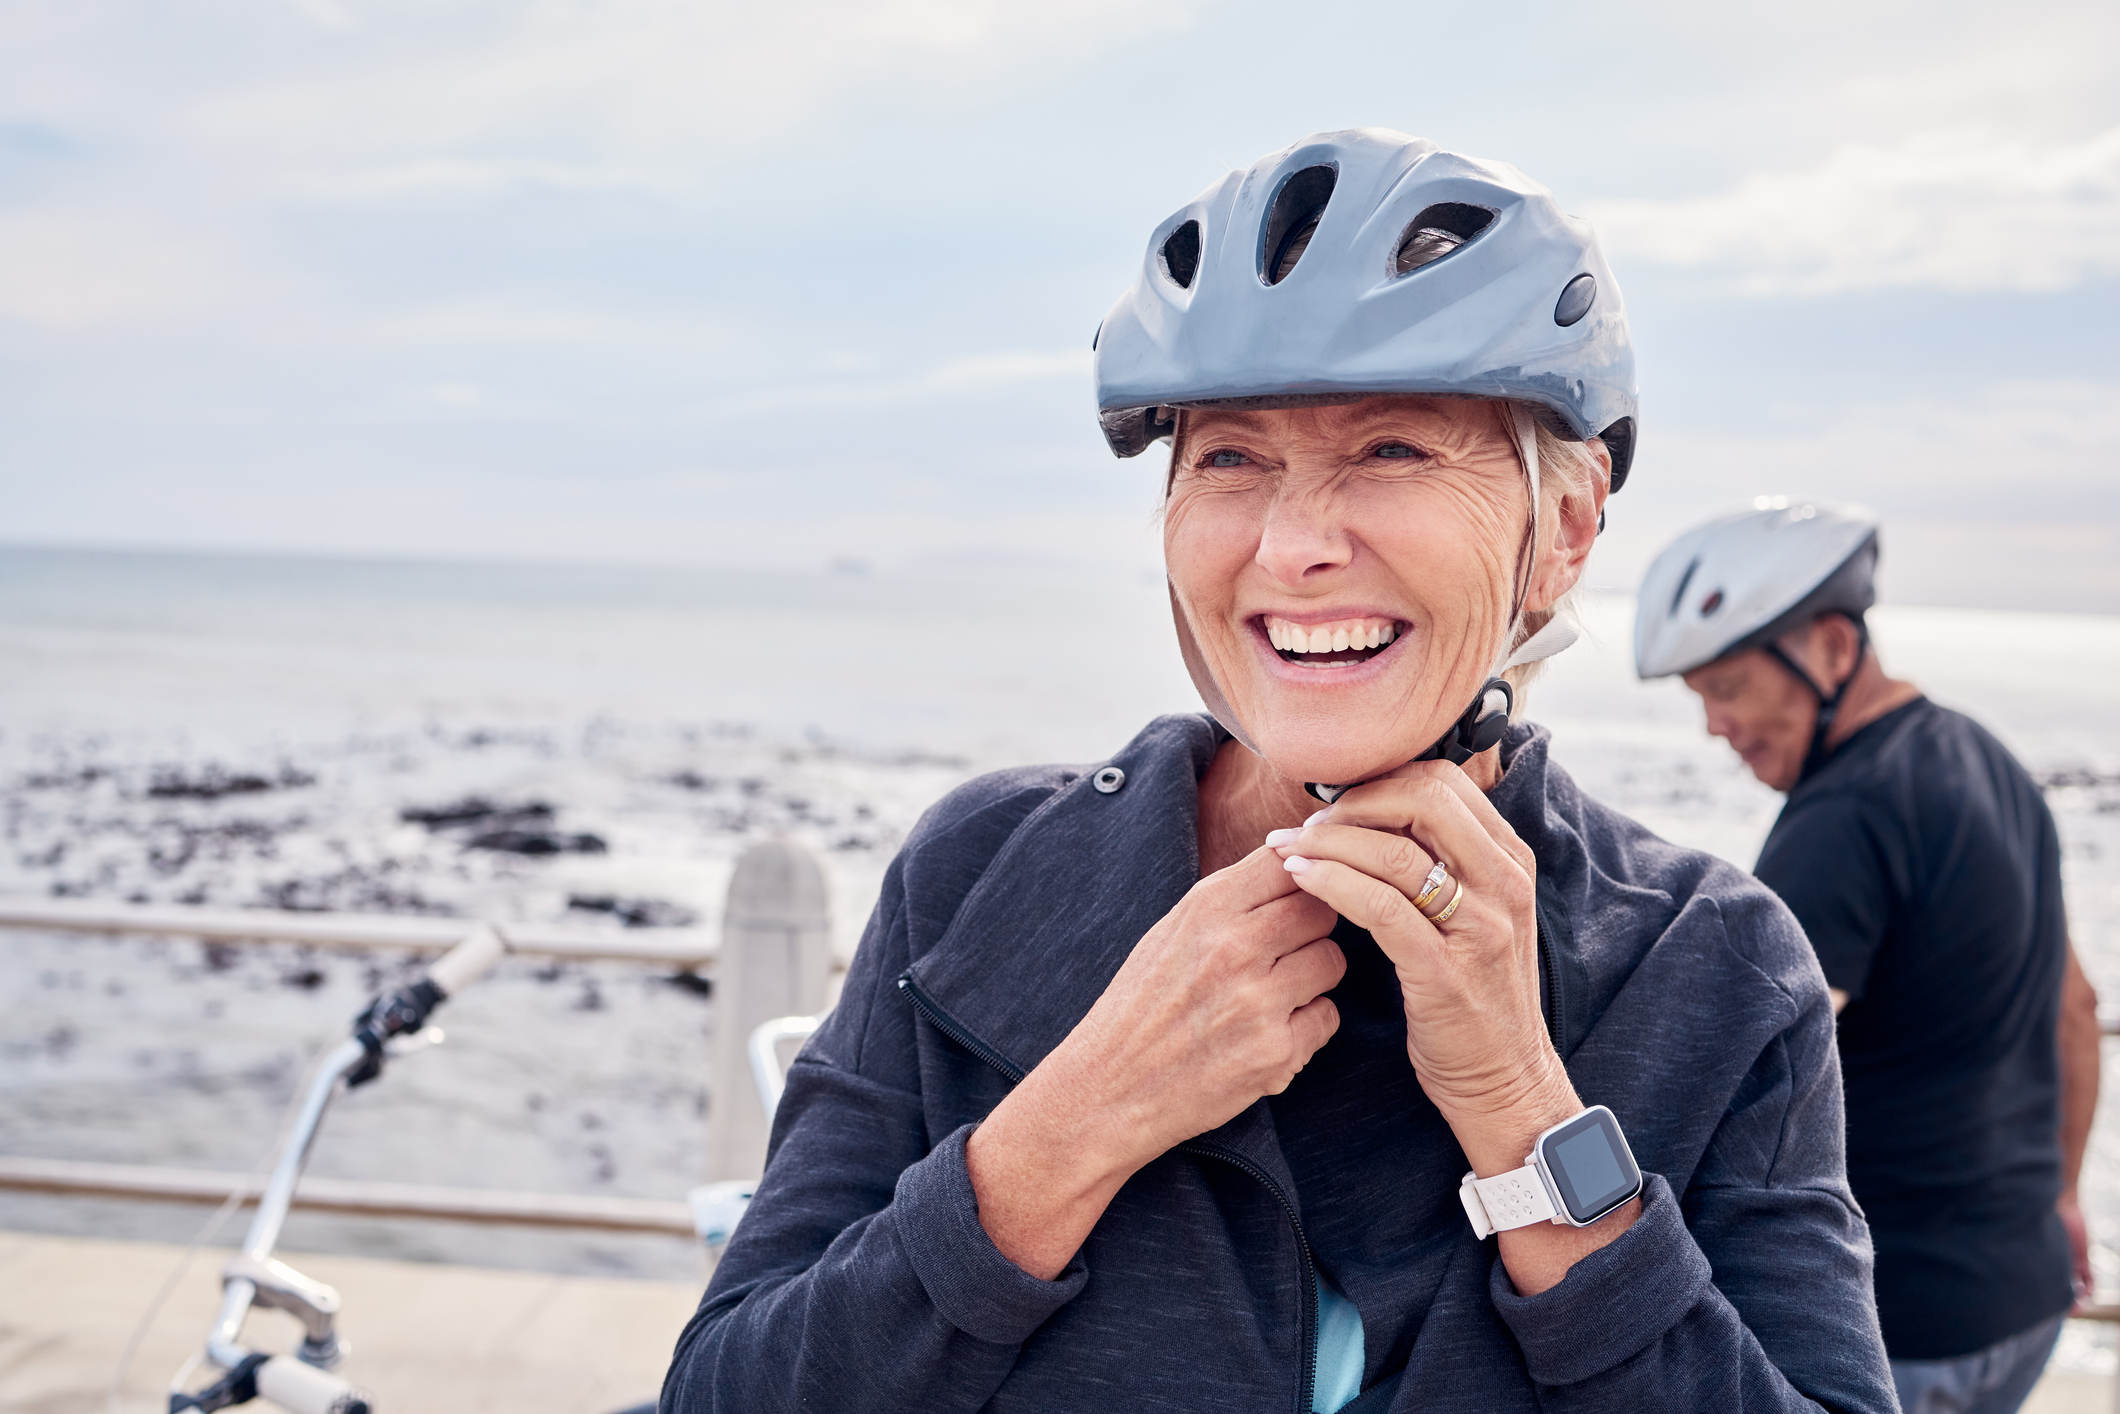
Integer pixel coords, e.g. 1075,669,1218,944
1253,494,1353,587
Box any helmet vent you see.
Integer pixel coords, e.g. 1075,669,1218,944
1160,220,1201,289
1668,556,1700,617
1393,203,1494,276
1261,165,1337,285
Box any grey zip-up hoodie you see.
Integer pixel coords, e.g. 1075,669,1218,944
662,716,1896,1414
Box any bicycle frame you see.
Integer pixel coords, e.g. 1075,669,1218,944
166,936,820,1412
168,925,510,1414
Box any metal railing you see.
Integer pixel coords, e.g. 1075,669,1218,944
0,1155,695,1235
0,894,718,1235
0,894,715,967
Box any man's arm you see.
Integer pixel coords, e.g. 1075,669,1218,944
2057,944,2100,1302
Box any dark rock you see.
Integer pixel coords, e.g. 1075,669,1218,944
400,796,553,828
147,765,316,801
663,971,713,998
567,894,697,928
465,828,606,855
2036,769,2120,791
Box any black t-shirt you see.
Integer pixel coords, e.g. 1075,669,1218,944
1754,697,2073,1360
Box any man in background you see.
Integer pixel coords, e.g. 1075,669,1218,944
1636,499,2100,1414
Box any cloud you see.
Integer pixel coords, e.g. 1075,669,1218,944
1590,126,2120,295
365,301,734,350
665,348,1093,426
0,206,249,330
297,157,674,200
187,0,1205,199
922,349,1091,391
1607,377,2120,546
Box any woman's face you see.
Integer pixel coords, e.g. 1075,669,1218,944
1164,395,1580,787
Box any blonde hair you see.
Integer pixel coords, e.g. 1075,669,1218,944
1503,412,1606,707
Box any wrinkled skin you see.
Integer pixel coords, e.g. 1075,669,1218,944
1165,398,1571,787
1679,616,1872,793
968,395,1624,1298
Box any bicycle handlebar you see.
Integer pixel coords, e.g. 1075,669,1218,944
254,1355,371,1414
348,924,512,1088
426,923,509,998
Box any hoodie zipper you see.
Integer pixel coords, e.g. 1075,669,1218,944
1537,926,1563,1049
1533,900,1567,1055
896,973,1025,1083
1177,1140,1320,1414
897,971,1318,1414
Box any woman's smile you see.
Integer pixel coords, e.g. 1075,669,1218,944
1256,614,1406,670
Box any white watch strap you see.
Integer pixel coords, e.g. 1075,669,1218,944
1459,1165,1558,1238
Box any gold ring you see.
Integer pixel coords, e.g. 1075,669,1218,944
1412,861,1449,912
1429,878,1466,926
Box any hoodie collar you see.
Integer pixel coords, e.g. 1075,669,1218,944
902,715,1565,1187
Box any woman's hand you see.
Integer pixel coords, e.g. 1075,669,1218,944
1268,759,1638,1293
967,847,1344,1278
1269,761,1557,1134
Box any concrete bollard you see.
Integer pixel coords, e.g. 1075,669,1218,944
707,839,832,1181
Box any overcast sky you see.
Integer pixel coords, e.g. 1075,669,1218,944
3,0,2117,608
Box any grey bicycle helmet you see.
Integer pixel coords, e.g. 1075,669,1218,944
1635,501,1880,681
1093,127,1639,489
1637,500,1881,782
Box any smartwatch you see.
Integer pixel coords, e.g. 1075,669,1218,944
1459,1105,1643,1238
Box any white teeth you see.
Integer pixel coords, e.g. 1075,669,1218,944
1264,616,1400,656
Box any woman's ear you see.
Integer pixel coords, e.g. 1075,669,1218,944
1526,440,1611,611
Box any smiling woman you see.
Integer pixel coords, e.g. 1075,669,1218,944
1166,399,1608,796
661,129,1898,1414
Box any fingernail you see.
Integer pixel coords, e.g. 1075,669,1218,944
1304,808,1332,826
1264,828,1301,847
1283,855,1313,875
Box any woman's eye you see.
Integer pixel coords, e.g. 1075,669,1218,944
1205,450,1248,468
1374,442,1420,460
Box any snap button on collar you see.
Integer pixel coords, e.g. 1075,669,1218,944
1092,766,1126,794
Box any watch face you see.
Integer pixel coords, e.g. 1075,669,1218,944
1539,1106,1642,1224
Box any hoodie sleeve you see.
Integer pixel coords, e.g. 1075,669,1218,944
1487,893,1896,1414
659,850,1087,1414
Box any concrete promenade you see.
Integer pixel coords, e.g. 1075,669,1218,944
2,1225,2111,1413
0,1230,701,1414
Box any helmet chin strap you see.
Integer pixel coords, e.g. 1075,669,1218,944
1761,613,1870,784
1303,614,1578,803
1167,403,1579,803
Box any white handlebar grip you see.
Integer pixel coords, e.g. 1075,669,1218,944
427,923,509,998
255,1356,372,1414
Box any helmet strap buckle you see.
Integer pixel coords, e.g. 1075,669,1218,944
1304,677,1515,803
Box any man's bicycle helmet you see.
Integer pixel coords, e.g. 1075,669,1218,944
1634,500,1880,681
1635,500,1882,781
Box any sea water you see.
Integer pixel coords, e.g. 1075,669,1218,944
2,546,2117,1353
